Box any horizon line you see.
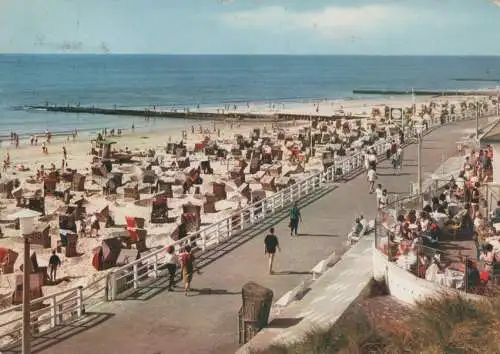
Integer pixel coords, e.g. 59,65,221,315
1,53,500,57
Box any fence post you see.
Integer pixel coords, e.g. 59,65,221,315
216,223,221,244
76,286,84,317
262,200,267,217
153,254,159,278
240,211,245,231
227,218,232,238
250,206,255,224
133,264,139,289
464,256,469,294
50,296,57,327
109,271,117,301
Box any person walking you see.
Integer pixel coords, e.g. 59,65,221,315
164,245,178,291
49,250,61,282
289,202,302,236
264,228,280,274
179,245,199,296
367,167,377,193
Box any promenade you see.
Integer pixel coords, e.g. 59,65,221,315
6,119,484,354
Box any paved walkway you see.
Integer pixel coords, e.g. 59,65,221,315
6,119,485,354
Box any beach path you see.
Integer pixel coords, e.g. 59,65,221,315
8,118,482,354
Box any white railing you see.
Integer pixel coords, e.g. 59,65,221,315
0,275,107,348
0,107,493,347
108,138,388,300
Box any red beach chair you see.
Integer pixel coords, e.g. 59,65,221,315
125,216,139,242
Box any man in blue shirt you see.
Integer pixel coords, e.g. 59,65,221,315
289,202,302,236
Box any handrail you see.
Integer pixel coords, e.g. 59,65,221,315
0,107,494,348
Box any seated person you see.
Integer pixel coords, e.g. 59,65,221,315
419,212,431,232
428,221,440,242
406,210,417,224
431,197,440,212
465,259,480,290
416,250,429,278
347,216,366,242
436,201,447,214
425,254,445,282
490,201,500,222
423,204,433,214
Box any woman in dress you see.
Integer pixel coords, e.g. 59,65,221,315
180,245,199,296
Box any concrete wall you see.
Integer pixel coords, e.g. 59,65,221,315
372,246,482,305
493,144,500,184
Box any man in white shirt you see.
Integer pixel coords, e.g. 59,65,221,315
378,189,388,209
367,168,376,193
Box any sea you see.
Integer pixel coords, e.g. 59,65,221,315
1,54,500,138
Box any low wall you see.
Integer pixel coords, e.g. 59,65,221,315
373,247,482,305
237,234,374,354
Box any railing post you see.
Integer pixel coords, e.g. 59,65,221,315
216,223,221,243
110,271,117,301
50,296,57,327
297,183,301,197
153,254,159,278
271,196,276,214
289,186,294,203
133,264,138,289
240,211,245,231
250,206,255,224
76,286,84,317
262,200,267,217
227,218,232,238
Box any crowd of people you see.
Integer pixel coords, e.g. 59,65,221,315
378,143,500,293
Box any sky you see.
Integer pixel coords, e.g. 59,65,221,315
1,0,500,55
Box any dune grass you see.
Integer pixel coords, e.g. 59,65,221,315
253,280,500,354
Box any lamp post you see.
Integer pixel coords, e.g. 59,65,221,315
9,209,42,354
496,86,499,117
415,122,424,200
309,114,313,158
476,98,479,141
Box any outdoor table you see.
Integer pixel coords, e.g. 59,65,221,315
435,269,464,289
396,253,417,271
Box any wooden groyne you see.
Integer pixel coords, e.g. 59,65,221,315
24,105,369,121
352,89,498,96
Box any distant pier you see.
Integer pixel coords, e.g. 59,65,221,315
23,105,369,121
352,89,498,96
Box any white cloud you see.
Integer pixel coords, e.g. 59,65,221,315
221,4,420,39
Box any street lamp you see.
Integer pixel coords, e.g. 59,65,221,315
309,114,313,158
476,98,480,141
9,208,42,354
415,121,425,200
496,86,499,117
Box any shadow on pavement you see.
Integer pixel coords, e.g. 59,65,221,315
190,288,241,296
1,312,115,354
297,233,339,237
268,317,304,329
272,270,312,276
122,184,338,302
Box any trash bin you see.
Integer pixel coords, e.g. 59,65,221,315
238,282,273,345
